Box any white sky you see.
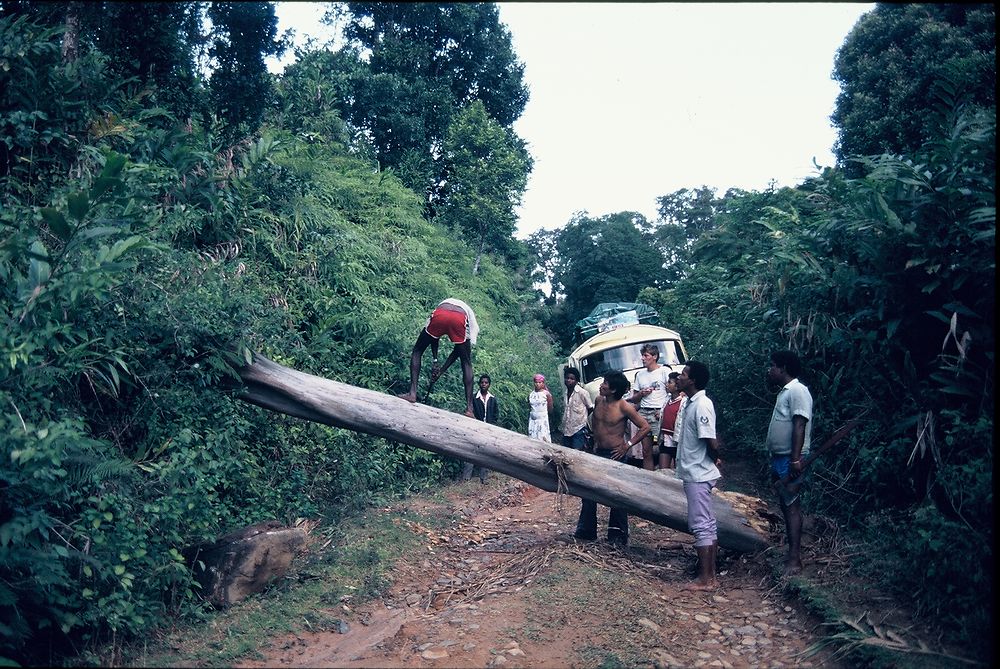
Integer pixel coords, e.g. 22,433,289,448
268,2,875,238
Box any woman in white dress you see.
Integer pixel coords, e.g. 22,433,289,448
527,373,553,442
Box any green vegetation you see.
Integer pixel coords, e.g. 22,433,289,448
0,6,554,665
0,2,993,666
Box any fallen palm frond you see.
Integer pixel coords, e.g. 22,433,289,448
801,611,985,666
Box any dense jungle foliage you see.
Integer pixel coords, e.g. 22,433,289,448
0,1,994,665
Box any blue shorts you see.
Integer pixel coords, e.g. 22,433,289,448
771,455,808,506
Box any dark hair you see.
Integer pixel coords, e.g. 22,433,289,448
685,360,710,390
479,374,491,383
640,343,660,359
770,350,801,377
604,371,630,399
564,366,581,381
668,371,680,381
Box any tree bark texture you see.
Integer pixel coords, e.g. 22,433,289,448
237,354,770,553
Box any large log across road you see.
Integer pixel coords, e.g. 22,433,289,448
237,354,771,553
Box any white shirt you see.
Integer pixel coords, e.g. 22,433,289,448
675,390,721,483
765,378,813,455
633,366,671,410
438,298,480,345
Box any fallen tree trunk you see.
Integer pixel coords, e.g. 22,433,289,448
237,354,770,553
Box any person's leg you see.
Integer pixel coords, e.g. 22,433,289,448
682,481,719,590
771,455,804,573
782,497,803,573
575,498,597,539
641,434,655,470
640,410,660,470
478,466,489,484
399,330,433,403
461,461,473,481
608,508,629,546
457,341,474,417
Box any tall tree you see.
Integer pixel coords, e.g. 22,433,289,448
831,3,995,171
653,186,720,283
339,3,529,195
552,212,665,326
0,1,205,120
207,2,285,141
438,101,532,274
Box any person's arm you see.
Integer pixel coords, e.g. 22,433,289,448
790,415,808,475
583,388,595,414
429,338,442,378
545,390,553,412
613,403,650,460
431,339,458,381
488,397,498,424
705,437,721,465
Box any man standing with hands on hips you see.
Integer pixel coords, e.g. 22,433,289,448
766,350,813,575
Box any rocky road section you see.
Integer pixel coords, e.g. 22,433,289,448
238,476,843,669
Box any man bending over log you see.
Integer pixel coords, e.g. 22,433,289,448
574,371,649,547
398,298,479,417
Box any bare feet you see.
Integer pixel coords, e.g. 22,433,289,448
398,392,417,403
682,579,718,591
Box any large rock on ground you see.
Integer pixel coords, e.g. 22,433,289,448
186,520,307,608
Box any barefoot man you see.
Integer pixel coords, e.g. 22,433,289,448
766,350,813,575
574,371,649,547
398,298,479,417
674,360,722,590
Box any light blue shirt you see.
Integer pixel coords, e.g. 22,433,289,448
766,378,813,455
675,390,721,483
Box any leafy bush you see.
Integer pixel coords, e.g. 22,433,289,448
639,77,993,651
1,18,559,665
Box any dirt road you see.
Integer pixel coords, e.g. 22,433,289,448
237,474,839,669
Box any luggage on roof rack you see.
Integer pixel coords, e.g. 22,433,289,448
573,302,660,344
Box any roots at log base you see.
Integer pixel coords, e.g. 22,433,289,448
237,354,770,553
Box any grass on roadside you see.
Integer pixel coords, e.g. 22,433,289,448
77,497,456,668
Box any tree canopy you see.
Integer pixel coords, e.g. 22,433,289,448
831,3,995,170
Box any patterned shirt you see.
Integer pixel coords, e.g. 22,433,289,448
560,385,593,436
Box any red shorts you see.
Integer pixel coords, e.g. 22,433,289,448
425,307,468,344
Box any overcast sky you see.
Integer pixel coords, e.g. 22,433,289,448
268,2,875,238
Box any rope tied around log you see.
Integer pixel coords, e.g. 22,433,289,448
543,450,572,513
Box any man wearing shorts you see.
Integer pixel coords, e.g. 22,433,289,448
766,350,813,574
399,298,479,417
628,344,671,470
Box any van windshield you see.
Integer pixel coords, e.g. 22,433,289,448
579,340,686,384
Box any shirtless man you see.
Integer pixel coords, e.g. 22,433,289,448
573,371,650,547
